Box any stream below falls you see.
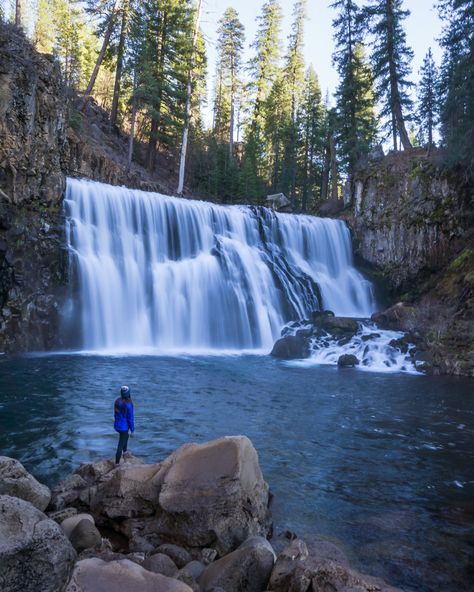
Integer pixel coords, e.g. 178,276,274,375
0,353,473,592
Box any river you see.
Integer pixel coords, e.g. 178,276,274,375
1,353,472,591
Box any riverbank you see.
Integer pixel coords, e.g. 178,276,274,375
1,436,402,592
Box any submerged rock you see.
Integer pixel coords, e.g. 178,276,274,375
337,354,360,368
0,495,76,592
270,333,310,359
0,456,51,511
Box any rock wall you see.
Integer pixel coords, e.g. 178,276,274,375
0,24,68,352
348,151,472,295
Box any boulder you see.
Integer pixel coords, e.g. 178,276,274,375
156,436,270,554
48,507,79,523
371,303,417,332
316,315,359,337
143,553,179,578
49,437,270,556
0,456,51,511
337,354,360,368
61,512,96,538
179,561,205,582
0,495,76,592
268,538,401,592
65,558,193,592
156,544,192,568
270,333,310,359
199,536,275,592
69,519,102,552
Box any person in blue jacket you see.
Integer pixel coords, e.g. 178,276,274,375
114,385,135,464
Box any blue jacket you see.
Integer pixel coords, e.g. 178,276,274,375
114,398,134,432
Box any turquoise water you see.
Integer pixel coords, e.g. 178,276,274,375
0,353,473,591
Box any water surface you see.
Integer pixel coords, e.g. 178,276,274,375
0,354,473,591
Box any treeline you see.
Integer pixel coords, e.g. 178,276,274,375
2,0,473,207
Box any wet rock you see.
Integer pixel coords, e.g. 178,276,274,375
372,303,417,332
143,553,179,577
270,333,310,359
337,354,360,368
65,558,193,592
268,538,400,592
199,536,275,592
0,456,51,511
69,518,102,552
0,495,76,592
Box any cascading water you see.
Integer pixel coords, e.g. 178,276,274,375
65,177,375,352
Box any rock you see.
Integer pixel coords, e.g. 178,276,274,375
157,436,270,554
50,436,270,556
61,513,96,538
180,560,205,581
337,354,360,368
200,548,218,565
371,303,417,332
48,507,78,523
268,538,401,592
0,494,76,592
143,553,179,578
199,536,275,592
270,333,310,359
156,544,192,569
316,315,359,337
0,456,51,511
69,518,102,552
65,558,194,592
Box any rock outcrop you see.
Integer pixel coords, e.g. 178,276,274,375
51,436,271,555
0,456,51,510
0,494,76,592
0,23,68,352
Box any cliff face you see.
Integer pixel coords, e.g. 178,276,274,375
0,24,68,352
346,151,474,376
349,152,471,294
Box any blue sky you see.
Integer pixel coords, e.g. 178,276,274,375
201,0,444,123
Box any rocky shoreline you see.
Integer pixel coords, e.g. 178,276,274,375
0,436,400,592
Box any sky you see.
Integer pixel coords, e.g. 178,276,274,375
200,0,444,124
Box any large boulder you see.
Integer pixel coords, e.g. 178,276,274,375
50,437,270,555
0,495,76,592
199,536,275,592
0,456,51,510
69,519,102,552
268,539,401,592
270,333,310,359
65,558,193,592
337,354,360,368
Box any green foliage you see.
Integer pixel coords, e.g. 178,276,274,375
331,1,377,175
438,0,474,175
363,0,413,150
416,48,438,147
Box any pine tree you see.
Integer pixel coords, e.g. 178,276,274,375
297,66,326,212
416,48,438,149
34,0,55,53
242,0,282,200
215,7,245,160
438,0,474,173
331,1,377,176
110,0,131,127
278,0,307,199
363,0,413,150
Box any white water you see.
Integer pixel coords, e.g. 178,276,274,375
65,178,375,352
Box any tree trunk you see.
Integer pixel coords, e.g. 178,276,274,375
80,0,121,111
229,55,235,161
330,131,338,201
321,142,330,202
110,0,130,128
177,0,203,196
127,71,138,172
15,0,21,27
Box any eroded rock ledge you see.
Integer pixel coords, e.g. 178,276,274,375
0,436,400,592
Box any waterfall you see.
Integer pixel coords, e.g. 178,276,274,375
64,178,375,352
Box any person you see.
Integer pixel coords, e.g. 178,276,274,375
114,385,134,465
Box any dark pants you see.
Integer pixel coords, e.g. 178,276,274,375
115,430,129,464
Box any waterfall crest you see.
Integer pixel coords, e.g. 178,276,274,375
65,178,375,352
